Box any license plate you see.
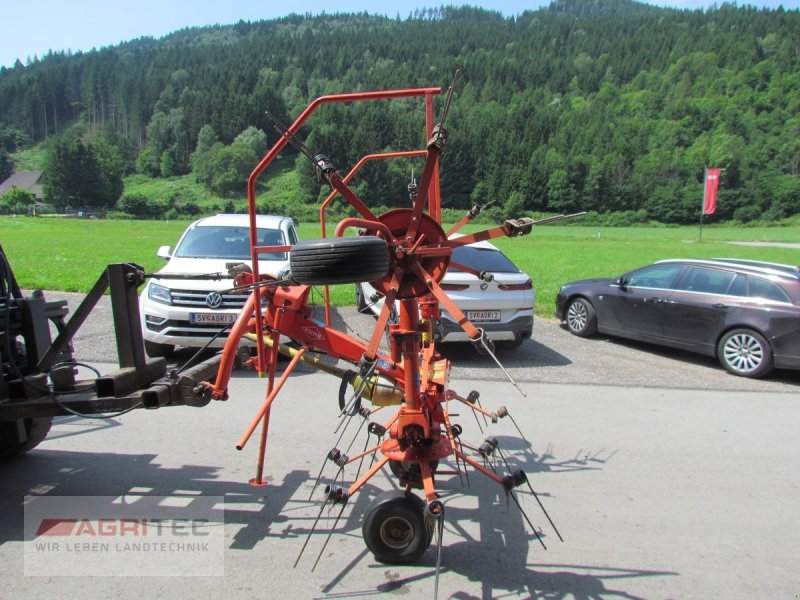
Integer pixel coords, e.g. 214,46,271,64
190,312,237,325
466,310,501,322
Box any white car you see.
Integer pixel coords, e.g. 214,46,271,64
139,214,298,357
356,238,534,347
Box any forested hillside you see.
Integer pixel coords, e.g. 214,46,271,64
1,0,798,223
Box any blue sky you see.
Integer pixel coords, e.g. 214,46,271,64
2,0,798,69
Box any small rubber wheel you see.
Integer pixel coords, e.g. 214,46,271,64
290,237,390,285
145,340,175,358
565,297,597,337
362,490,432,564
717,328,773,378
0,417,53,462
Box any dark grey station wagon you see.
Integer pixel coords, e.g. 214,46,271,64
556,259,800,378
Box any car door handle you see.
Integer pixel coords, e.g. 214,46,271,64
647,297,661,303
712,303,728,310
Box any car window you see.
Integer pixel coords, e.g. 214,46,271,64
624,265,684,290
450,246,520,273
175,226,287,260
675,266,735,294
748,276,791,303
728,274,747,296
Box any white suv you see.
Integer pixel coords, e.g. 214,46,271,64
139,214,298,357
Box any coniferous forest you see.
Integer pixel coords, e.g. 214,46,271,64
0,0,798,223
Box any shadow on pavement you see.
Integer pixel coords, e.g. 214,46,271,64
315,439,643,599
0,449,308,550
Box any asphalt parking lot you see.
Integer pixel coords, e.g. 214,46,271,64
1,291,798,599
48,290,800,393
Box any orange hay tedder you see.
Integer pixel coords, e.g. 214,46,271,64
197,75,567,580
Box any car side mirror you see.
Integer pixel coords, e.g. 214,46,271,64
157,245,172,260
616,276,627,289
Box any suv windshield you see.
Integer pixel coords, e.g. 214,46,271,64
175,226,287,260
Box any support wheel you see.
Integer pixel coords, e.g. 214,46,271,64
290,237,390,285
0,417,53,462
362,490,432,564
145,340,174,358
717,328,773,378
565,297,597,337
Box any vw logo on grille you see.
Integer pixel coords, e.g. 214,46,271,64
480,282,489,291
205,292,224,309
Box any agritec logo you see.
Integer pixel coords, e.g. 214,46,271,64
24,495,224,576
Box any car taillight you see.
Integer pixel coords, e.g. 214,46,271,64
440,283,469,291
498,279,532,291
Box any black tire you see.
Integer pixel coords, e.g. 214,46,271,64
145,340,175,358
290,237,390,286
717,328,773,378
362,490,432,564
0,417,53,462
565,297,598,337
355,283,371,313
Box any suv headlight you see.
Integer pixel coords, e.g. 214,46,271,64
148,283,172,305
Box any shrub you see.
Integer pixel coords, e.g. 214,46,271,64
0,187,36,213
733,205,762,223
119,193,166,218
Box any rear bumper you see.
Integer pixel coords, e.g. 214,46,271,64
437,314,534,342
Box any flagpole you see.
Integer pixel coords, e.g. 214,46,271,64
699,167,707,242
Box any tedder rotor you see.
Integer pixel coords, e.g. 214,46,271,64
196,76,572,582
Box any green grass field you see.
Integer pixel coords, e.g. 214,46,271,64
1,217,798,317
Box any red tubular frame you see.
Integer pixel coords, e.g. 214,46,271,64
201,83,544,517
246,88,440,374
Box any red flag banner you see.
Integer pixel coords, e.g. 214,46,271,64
703,168,721,215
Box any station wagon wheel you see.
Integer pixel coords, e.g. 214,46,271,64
717,328,773,378
565,297,597,337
